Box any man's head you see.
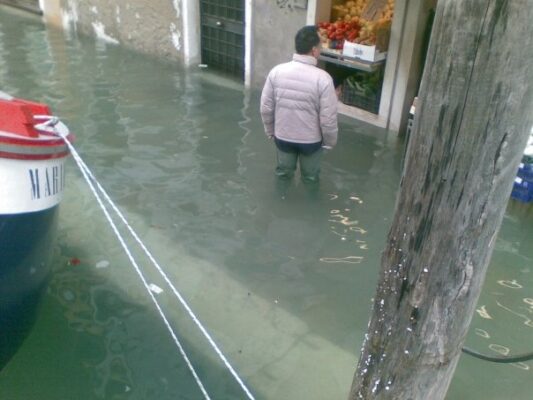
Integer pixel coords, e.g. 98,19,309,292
295,25,321,58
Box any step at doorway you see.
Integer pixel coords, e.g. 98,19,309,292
200,0,245,80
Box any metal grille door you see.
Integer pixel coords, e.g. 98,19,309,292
200,0,245,80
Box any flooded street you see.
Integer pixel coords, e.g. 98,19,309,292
0,6,531,399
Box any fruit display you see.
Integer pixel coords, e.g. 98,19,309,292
319,0,394,49
332,0,394,22
318,21,360,49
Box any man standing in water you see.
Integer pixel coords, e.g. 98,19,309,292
260,25,338,184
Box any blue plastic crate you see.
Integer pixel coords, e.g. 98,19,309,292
517,162,533,181
511,177,533,203
511,187,533,203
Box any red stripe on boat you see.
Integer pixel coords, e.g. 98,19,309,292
0,150,70,161
0,134,74,147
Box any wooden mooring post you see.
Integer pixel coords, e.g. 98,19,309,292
349,0,532,399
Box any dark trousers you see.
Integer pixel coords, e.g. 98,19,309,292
274,138,322,183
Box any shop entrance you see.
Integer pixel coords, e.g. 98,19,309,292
309,0,438,133
314,0,395,116
199,0,245,80
0,0,41,14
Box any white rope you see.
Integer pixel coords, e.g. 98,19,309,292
59,133,255,400
64,140,212,400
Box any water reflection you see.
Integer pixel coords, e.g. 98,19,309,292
461,203,533,392
319,256,364,264
476,305,493,319
512,362,530,371
523,298,533,309
474,328,490,339
489,343,510,356
497,279,523,289
48,259,140,397
323,192,369,268
496,301,533,328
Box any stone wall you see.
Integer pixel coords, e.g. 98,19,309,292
42,0,309,88
250,1,307,87
43,0,185,63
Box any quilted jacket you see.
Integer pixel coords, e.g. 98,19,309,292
260,54,338,148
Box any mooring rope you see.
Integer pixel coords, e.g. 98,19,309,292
63,139,212,399
57,130,255,400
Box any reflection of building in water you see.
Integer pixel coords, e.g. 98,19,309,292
31,0,437,134
48,265,138,395
0,14,44,95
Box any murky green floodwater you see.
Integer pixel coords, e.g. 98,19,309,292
0,6,531,400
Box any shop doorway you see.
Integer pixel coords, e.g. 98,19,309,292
199,0,245,80
0,0,41,14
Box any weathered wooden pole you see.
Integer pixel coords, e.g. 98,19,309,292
349,1,532,399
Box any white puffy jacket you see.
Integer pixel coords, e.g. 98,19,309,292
260,54,338,148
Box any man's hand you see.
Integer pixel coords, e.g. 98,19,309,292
322,145,332,150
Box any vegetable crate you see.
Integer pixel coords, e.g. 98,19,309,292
517,162,533,181
511,161,533,203
341,83,381,114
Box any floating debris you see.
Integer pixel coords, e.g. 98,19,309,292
474,328,490,339
476,305,493,319
497,279,523,289
496,301,533,327
511,362,530,371
489,344,510,356
349,196,363,204
523,298,533,308
95,260,110,269
320,256,364,264
69,258,81,266
148,283,164,294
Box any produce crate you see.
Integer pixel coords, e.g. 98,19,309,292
517,162,533,181
511,186,533,203
511,177,533,203
341,82,381,114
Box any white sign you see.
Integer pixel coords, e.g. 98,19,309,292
343,41,387,62
0,157,66,214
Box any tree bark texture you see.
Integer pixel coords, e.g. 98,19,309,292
349,1,532,399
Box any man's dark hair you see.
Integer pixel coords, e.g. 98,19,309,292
295,26,320,55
